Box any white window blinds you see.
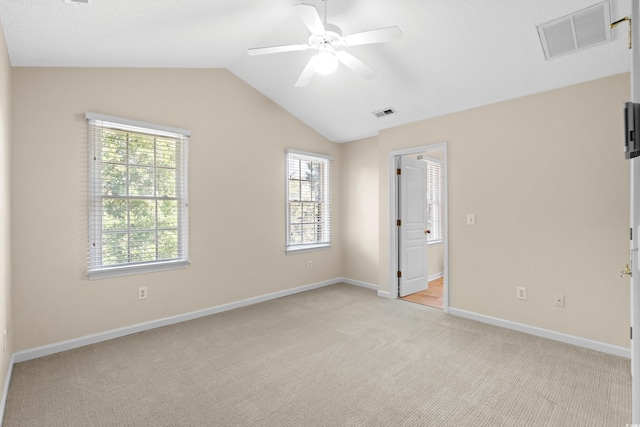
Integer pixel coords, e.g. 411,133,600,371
286,150,332,253
426,159,444,243
87,113,190,279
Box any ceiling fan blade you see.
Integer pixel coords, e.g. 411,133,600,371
247,44,309,56
294,4,325,35
343,26,402,46
336,51,378,79
295,58,316,87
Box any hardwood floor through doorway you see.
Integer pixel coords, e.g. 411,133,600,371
400,277,443,309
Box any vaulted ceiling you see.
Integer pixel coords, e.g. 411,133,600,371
0,0,632,142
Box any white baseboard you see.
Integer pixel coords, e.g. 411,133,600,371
13,278,344,364
428,272,443,282
374,274,441,300
340,277,378,291
0,354,14,425
448,307,630,359
377,290,393,299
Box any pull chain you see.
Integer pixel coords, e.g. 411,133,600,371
323,0,327,24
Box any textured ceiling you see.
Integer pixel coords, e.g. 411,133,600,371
0,0,632,142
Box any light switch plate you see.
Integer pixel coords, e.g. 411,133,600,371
467,214,475,226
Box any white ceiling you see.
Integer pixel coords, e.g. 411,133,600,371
0,0,632,142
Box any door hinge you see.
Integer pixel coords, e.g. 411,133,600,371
396,168,401,175
631,227,633,241
631,326,633,340
397,219,401,226
397,271,402,278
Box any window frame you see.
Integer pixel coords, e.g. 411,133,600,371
285,149,333,254
87,112,191,280
425,158,444,245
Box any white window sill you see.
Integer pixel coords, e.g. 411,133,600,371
286,244,331,255
88,260,190,280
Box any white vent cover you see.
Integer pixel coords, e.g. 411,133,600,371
64,0,91,4
373,108,397,118
537,1,611,60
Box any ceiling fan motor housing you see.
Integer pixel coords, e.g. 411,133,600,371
309,24,343,51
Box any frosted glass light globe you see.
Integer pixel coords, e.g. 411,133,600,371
312,51,338,75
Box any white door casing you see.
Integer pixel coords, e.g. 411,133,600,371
631,0,640,422
399,156,429,297
386,142,448,309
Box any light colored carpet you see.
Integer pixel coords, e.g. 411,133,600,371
3,284,631,426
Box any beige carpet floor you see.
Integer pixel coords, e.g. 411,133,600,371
2,284,631,426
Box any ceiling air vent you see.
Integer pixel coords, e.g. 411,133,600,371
537,1,611,60
373,108,397,118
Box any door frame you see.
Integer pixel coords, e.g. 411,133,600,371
388,142,449,312
631,0,640,421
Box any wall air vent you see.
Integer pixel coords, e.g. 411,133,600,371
373,108,397,118
537,1,611,60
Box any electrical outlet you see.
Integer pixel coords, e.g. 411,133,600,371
554,293,565,307
308,260,312,269
138,287,148,300
517,287,527,300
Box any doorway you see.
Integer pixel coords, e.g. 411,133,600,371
388,143,449,312
401,277,444,309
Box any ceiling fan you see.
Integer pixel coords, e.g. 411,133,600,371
247,2,402,87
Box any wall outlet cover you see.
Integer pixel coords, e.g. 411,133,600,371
517,287,527,300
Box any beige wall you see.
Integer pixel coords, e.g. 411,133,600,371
0,20,12,393
11,68,342,351
428,243,444,278
372,74,630,347
341,137,378,285
6,67,632,352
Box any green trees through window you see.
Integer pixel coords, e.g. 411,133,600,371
99,130,180,265
87,113,189,279
286,150,332,252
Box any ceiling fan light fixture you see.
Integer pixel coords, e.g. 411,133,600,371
312,51,338,75
247,3,402,86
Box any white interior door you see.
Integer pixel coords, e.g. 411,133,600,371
399,157,429,297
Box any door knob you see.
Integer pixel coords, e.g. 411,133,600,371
621,264,632,278
424,229,431,234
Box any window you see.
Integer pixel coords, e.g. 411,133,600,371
87,113,190,279
426,159,444,243
286,150,332,253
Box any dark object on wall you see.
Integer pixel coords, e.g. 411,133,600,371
625,102,640,159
